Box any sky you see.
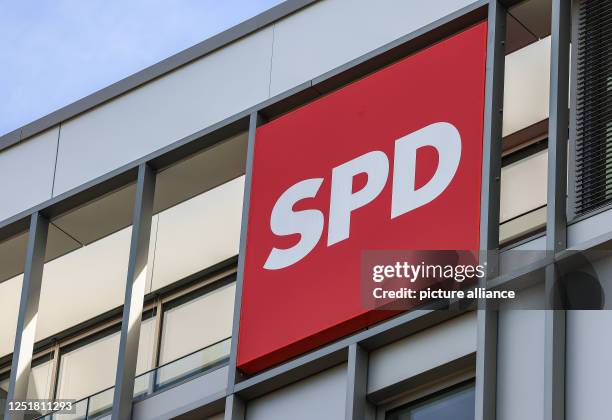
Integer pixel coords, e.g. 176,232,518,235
0,0,284,136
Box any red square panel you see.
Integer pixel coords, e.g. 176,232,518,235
238,22,488,373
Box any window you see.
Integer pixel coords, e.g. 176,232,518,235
386,382,475,420
158,280,235,365
500,139,548,244
55,315,155,402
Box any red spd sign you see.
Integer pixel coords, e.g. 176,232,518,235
238,23,487,373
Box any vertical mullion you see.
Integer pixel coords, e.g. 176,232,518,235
4,212,49,420
345,343,373,420
544,1,571,419
475,2,506,420
224,393,245,420
225,112,260,420
111,163,156,420
46,342,60,401
227,111,261,395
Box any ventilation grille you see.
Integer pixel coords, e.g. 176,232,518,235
574,0,612,216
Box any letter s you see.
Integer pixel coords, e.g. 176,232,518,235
264,178,324,270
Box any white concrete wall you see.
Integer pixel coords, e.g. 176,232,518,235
269,0,477,96
246,364,347,420
368,312,477,394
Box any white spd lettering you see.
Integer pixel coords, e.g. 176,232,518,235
263,122,462,270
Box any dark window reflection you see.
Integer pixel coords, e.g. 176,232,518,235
386,381,475,420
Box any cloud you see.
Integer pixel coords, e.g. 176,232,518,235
0,0,283,135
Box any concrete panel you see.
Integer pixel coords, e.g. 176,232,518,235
566,311,612,420
496,284,545,420
246,364,347,420
53,28,272,196
368,312,477,394
132,366,228,420
151,176,244,292
0,126,58,222
269,0,479,96
503,37,551,137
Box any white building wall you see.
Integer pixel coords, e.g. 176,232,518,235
269,0,478,96
246,364,347,420
368,312,477,394
0,126,58,221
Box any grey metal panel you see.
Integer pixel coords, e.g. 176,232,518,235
224,394,245,420
269,0,479,96
132,366,228,420
52,27,272,197
567,207,612,247
245,364,347,420
4,213,49,420
543,1,571,420
367,313,477,395
345,344,373,420
0,0,317,151
476,2,505,420
496,284,545,420
112,164,156,420
566,310,612,420
0,127,58,222
228,112,260,390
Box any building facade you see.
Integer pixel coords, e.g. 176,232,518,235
0,0,610,419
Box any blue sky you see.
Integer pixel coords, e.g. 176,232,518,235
0,0,283,136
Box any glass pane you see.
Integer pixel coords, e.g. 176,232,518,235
159,282,235,365
0,360,53,419
87,387,114,419
500,149,548,223
56,331,120,401
1,376,8,418
387,383,475,420
27,358,53,400
156,337,230,389
51,398,87,420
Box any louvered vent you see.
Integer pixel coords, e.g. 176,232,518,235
574,0,612,216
